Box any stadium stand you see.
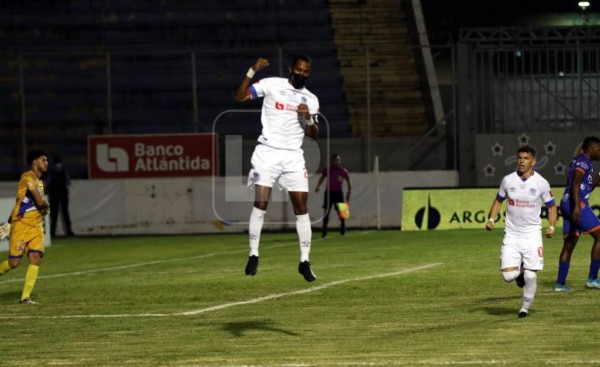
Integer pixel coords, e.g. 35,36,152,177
0,0,428,178
0,0,351,178
330,0,429,137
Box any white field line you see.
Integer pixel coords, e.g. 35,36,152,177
0,240,301,285
220,362,508,367
0,230,374,285
177,263,442,316
214,361,600,367
0,262,442,320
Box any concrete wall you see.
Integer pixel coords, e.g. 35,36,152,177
0,171,458,236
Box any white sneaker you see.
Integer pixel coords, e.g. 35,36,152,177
554,283,572,292
585,278,600,289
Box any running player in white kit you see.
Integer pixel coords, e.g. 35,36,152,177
485,145,557,318
234,55,319,282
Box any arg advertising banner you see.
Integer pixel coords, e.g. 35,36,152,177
400,187,595,231
88,133,218,179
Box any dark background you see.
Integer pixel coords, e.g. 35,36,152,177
421,0,599,44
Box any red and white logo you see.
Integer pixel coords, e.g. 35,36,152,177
88,133,218,179
96,144,129,172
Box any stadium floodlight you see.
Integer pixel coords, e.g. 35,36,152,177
579,1,590,10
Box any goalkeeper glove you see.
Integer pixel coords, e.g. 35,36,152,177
0,222,10,241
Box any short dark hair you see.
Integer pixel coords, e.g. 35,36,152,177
582,136,600,152
331,154,341,160
291,54,312,68
27,149,47,165
517,145,536,158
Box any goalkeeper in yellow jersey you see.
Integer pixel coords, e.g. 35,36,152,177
0,149,49,304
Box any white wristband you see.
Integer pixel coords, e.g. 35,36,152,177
246,67,255,79
488,218,494,224
548,225,555,231
306,117,315,126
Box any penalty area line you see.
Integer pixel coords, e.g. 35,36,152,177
177,262,442,316
0,262,442,320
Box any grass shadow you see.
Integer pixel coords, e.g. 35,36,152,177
221,319,300,337
0,290,21,303
482,306,516,316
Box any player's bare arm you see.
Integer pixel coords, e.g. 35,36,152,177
298,103,319,140
571,169,585,222
315,174,325,193
486,199,502,231
345,177,352,202
546,204,558,238
594,173,600,188
305,119,318,140
234,58,270,102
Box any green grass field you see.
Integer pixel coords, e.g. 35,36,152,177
0,228,599,366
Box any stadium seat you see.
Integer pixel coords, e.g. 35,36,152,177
0,0,350,178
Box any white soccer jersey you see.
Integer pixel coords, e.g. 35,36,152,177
497,171,555,235
249,77,320,150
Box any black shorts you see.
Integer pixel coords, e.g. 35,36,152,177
322,190,345,210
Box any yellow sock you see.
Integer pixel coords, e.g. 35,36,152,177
0,260,11,275
21,265,39,301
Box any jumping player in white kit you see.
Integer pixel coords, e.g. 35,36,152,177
234,55,319,282
486,145,557,318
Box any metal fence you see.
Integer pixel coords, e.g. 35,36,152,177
458,27,600,134
471,46,600,133
455,27,600,186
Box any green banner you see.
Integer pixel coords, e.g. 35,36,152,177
401,187,582,231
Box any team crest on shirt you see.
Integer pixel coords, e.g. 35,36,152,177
529,188,537,196
301,96,307,104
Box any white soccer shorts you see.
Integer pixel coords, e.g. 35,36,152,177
500,231,544,271
247,144,308,192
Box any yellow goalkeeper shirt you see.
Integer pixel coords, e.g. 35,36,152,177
10,170,45,229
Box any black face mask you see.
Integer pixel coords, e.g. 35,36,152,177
289,72,308,89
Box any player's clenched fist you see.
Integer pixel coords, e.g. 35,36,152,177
297,103,311,120
252,58,270,73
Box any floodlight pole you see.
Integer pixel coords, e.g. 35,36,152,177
366,47,372,172
191,51,199,131
106,52,113,134
374,155,381,230
18,53,26,172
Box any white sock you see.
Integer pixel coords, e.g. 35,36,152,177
296,213,312,262
521,269,537,312
249,207,266,257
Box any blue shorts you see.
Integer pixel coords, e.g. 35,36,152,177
561,199,600,237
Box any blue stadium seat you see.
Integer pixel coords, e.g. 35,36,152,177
0,0,350,178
